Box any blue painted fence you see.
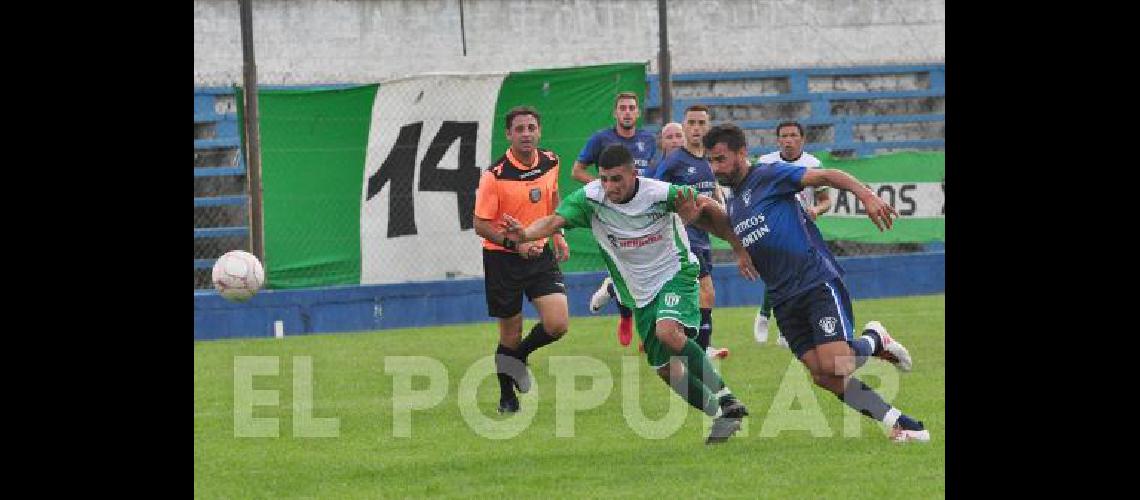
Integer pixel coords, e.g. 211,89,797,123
194,251,944,341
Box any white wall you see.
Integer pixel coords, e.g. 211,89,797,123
194,0,944,86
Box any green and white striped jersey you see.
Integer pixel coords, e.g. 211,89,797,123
556,178,699,308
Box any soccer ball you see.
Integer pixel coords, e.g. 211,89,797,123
212,250,265,302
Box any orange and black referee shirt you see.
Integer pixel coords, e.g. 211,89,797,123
474,147,560,252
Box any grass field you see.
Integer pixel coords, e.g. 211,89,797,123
194,294,944,499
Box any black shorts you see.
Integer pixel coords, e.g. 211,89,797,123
773,278,856,359
483,248,566,318
693,247,712,279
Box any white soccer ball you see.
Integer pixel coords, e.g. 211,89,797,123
212,250,265,302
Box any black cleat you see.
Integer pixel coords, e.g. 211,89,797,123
497,397,520,414
706,401,748,445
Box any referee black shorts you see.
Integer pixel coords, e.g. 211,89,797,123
483,247,566,318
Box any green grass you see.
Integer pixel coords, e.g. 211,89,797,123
195,294,944,499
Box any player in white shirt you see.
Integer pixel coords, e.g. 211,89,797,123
754,121,833,345
501,144,759,444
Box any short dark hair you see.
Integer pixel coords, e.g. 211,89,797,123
775,121,804,137
598,144,633,170
684,104,709,115
703,123,748,152
614,91,639,108
505,105,541,129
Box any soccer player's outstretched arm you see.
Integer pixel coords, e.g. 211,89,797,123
571,160,596,184
501,213,567,244
676,190,758,281
802,168,898,231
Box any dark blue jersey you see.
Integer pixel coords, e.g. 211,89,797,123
652,147,719,250
726,162,842,307
577,127,658,176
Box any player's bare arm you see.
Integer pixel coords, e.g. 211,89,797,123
675,190,758,281
549,191,570,262
501,213,568,244
802,168,898,231
571,160,596,184
471,215,524,253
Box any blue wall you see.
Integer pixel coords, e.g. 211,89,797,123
194,252,943,341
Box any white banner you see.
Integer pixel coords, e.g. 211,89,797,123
824,182,944,218
360,75,506,284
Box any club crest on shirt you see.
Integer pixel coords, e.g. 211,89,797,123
637,142,645,152
687,166,695,175
529,188,542,203
819,317,837,336
741,190,751,206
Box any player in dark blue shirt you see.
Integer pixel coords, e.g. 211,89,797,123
647,121,684,174
577,92,658,347
692,123,930,443
572,92,658,182
652,104,729,360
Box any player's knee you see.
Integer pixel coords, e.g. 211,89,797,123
813,356,841,381
655,329,684,352
545,321,568,338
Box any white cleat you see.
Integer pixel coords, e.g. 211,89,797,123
753,311,769,343
865,321,912,372
890,426,931,443
706,346,730,360
589,276,614,313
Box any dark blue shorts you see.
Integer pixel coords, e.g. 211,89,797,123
693,248,712,279
773,278,856,359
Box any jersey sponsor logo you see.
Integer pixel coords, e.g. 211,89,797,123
529,188,542,203
733,214,766,235
819,317,837,336
663,293,680,307
606,232,664,249
519,168,544,179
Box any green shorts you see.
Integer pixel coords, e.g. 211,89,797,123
633,271,701,369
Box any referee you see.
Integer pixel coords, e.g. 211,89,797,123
472,106,571,414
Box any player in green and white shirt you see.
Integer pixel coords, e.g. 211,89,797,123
500,144,759,444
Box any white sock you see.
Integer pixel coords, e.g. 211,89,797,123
882,407,902,427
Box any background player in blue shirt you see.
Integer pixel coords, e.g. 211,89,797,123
575,91,657,347
695,122,930,443
648,121,684,172
652,104,729,360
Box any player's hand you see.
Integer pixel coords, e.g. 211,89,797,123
499,214,526,241
552,234,570,262
806,207,818,221
860,194,898,231
516,241,541,259
674,189,701,224
734,248,758,281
